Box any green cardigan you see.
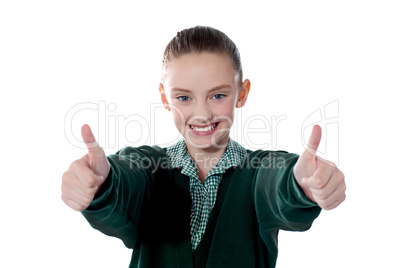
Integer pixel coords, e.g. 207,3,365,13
82,144,321,267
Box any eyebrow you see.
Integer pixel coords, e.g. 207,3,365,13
171,84,232,93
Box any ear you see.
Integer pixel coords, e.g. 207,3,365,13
159,83,171,111
236,79,251,108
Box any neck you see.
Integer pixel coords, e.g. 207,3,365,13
185,136,229,179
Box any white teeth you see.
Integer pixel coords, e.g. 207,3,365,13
190,123,217,132
193,126,211,131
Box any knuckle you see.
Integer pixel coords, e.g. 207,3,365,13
320,157,336,168
336,169,345,180
60,184,67,195
314,176,325,189
81,194,95,209
69,159,81,171
84,187,96,197
324,161,334,168
81,199,92,209
316,190,327,200
61,193,68,204
341,193,346,202
61,173,75,190
85,176,96,187
70,200,85,212
319,199,330,210
61,171,70,182
328,161,337,168
341,183,347,193
61,183,73,199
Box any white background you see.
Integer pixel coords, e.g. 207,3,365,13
1,1,401,267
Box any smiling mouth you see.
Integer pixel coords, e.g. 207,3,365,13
189,122,219,132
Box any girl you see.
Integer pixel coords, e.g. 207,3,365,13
62,26,346,267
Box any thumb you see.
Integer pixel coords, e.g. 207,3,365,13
302,124,322,159
81,124,104,158
81,124,110,179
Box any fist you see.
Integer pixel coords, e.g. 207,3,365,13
294,125,346,210
61,124,110,211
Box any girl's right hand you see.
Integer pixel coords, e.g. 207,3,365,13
61,124,111,211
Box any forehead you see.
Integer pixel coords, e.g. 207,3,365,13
163,53,238,91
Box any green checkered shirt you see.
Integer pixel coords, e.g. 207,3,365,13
166,138,247,251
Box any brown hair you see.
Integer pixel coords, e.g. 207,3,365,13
162,26,243,83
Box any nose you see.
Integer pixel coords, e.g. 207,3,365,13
190,100,213,124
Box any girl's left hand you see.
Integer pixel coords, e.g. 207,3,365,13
293,125,346,210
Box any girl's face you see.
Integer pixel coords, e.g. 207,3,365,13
160,52,250,152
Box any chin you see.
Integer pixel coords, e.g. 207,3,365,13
184,131,230,151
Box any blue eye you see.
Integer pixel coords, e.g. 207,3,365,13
213,94,225,100
178,96,190,102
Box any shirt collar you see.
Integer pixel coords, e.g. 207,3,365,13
166,138,247,176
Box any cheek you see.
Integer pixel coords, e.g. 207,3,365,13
171,108,189,134
213,101,235,121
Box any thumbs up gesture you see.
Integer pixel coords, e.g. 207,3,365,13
293,125,346,210
61,124,111,211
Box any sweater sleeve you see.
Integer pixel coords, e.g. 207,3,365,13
253,151,321,231
81,145,165,249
